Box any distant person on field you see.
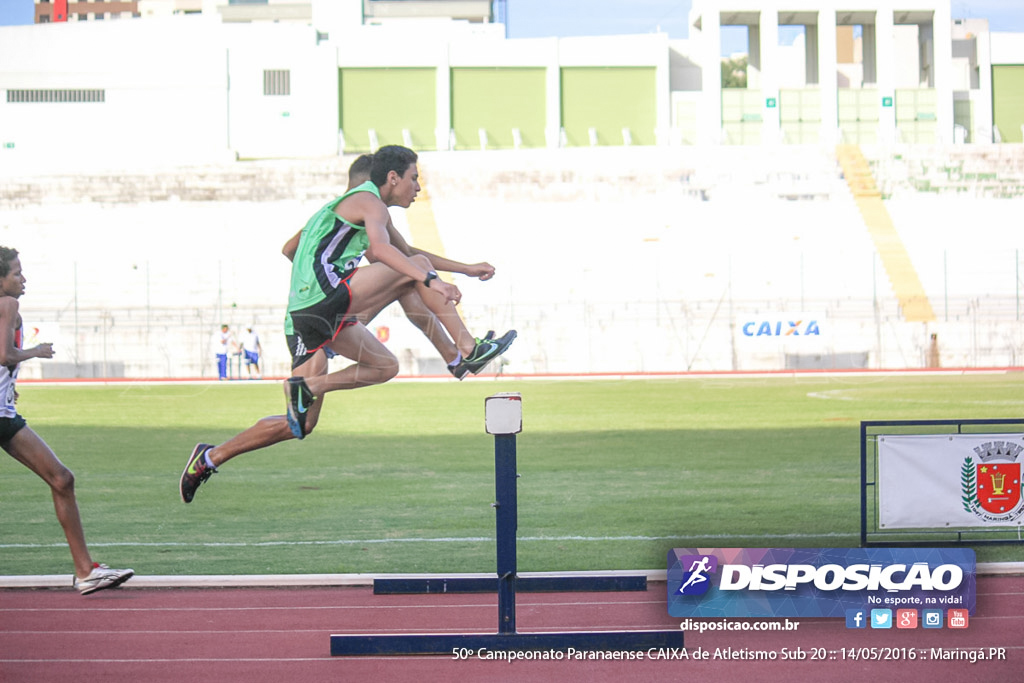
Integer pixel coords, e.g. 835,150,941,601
242,326,263,379
180,146,515,503
211,324,236,380
0,246,134,594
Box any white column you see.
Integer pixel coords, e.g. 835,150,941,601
818,9,839,146
876,8,897,146
932,2,954,143
975,28,994,143
760,9,781,144
697,7,722,145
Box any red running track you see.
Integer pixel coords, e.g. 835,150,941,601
1,576,1022,683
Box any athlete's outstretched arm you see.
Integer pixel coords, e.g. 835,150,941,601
0,299,53,366
381,219,495,280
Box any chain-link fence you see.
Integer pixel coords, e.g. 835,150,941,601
17,290,1024,380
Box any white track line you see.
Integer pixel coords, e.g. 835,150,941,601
2,563,1021,590
0,531,860,550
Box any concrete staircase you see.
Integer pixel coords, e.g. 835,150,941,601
837,144,936,323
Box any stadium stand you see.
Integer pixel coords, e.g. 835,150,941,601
2,145,1022,377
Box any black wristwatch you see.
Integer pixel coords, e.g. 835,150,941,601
423,271,439,287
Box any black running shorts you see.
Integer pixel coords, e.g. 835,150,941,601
286,281,360,369
0,414,28,448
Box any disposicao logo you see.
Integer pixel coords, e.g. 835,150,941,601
675,554,718,596
667,548,976,619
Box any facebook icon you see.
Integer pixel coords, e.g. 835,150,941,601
845,609,867,629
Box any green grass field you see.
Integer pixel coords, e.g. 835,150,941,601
2,374,1023,577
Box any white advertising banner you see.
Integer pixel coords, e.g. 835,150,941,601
22,322,61,349
878,434,1024,528
735,313,827,344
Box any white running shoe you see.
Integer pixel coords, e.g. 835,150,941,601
73,563,134,595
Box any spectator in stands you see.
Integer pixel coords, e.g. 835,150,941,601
0,246,134,594
180,146,515,504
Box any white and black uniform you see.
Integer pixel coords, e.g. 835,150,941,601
0,322,27,445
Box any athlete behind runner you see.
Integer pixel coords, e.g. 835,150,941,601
281,153,500,379
181,146,515,503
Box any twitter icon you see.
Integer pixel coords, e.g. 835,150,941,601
870,609,893,629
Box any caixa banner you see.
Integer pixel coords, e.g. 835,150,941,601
667,548,975,618
735,314,825,341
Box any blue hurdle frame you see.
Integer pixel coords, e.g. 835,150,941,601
330,395,685,656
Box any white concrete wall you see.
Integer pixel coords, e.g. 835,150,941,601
992,32,1024,64
0,19,230,171
688,0,972,145
1,4,1020,165
223,23,340,159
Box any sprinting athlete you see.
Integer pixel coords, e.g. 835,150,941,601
0,246,134,594
281,153,500,379
180,146,515,503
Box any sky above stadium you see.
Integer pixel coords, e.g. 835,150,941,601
506,0,1024,38
0,0,1022,44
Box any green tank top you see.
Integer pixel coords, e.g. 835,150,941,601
285,181,380,327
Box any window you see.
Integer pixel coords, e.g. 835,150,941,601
263,70,291,96
7,90,106,103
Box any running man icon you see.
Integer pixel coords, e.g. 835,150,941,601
679,556,712,592
676,554,720,596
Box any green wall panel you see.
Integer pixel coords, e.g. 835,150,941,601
781,121,820,144
451,67,547,149
779,89,822,124
779,89,821,145
838,89,879,144
895,89,937,144
339,68,436,152
837,89,879,123
672,98,698,145
993,65,1024,143
895,88,936,122
722,88,763,122
560,67,656,146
